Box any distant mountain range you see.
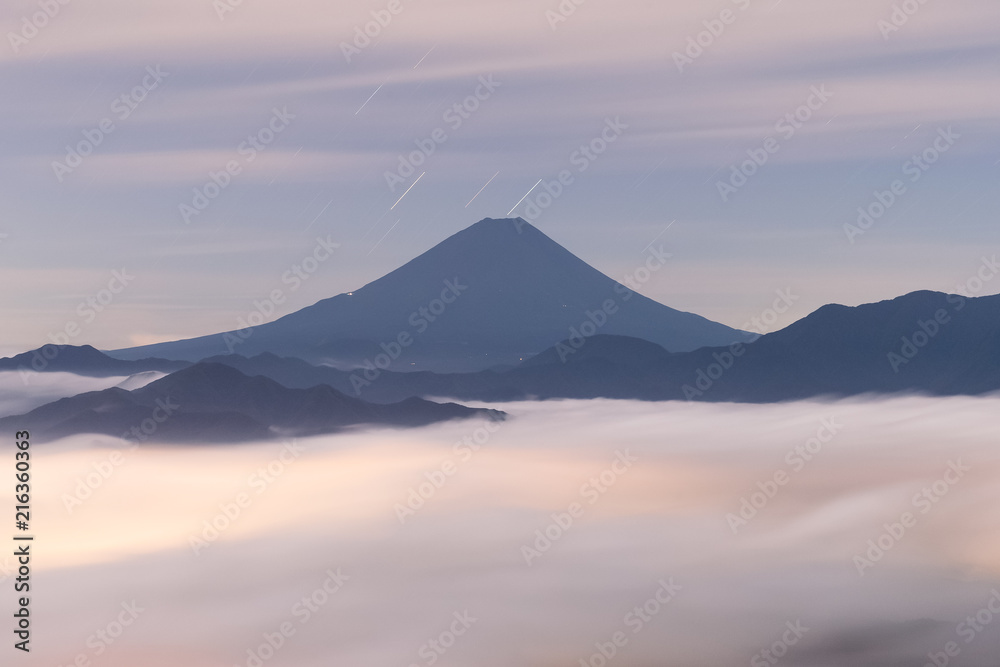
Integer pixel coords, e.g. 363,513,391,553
175,290,1000,402
7,290,998,411
0,363,504,443
106,218,745,372
0,344,187,376
4,216,997,443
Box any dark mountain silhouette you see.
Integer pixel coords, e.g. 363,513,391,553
0,362,504,443
201,338,678,403
694,289,1000,400
106,218,744,372
200,290,1000,403
201,351,514,403
506,290,1000,402
0,344,188,377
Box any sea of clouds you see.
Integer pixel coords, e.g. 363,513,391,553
2,393,999,666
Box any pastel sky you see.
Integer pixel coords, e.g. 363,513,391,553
1,0,998,354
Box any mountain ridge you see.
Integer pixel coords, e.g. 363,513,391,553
191,289,1000,403
0,344,188,377
105,218,745,371
0,361,504,442
5,289,998,430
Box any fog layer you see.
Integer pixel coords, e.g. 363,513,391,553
4,396,999,666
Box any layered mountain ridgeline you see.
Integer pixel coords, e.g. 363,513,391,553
0,344,188,377
106,217,745,372
0,363,504,443
511,290,1000,401
200,290,1000,402
9,289,998,410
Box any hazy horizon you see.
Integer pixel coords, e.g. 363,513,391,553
2,214,999,359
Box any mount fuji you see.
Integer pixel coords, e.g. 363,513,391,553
108,218,744,372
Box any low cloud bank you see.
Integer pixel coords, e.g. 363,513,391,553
5,396,999,666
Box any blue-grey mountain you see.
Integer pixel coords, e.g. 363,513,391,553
202,290,1000,402
107,218,745,372
1,362,503,443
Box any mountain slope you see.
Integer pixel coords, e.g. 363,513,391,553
107,218,744,371
716,289,1000,399
0,362,504,443
0,345,188,377
505,290,1000,401
199,291,1000,403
